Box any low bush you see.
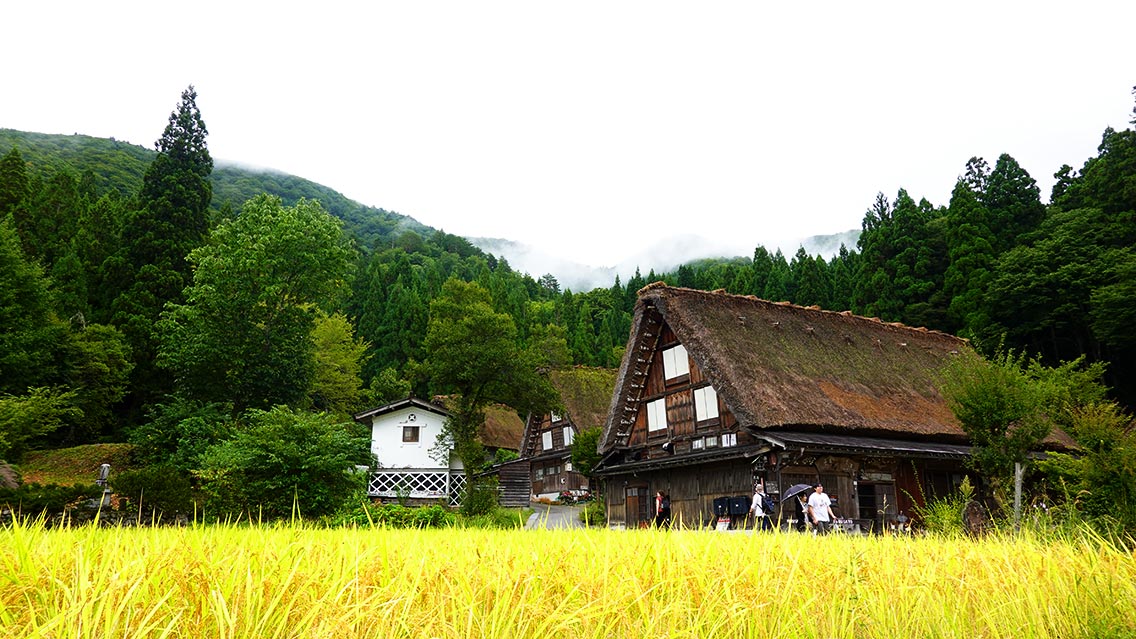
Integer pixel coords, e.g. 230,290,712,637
460,477,499,517
111,464,194,518
327,502,456,529
579,499,606,527
0,482,102,517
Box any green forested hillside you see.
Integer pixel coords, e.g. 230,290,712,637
0,128,432,249
2,86,1135,528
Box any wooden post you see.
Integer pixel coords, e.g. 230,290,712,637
1013,462,1024,531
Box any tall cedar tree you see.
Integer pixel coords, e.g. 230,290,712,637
111,86,212,417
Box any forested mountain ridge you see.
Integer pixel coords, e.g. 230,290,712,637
2,85,1135,459
3,85,1136,529
0,128,432,250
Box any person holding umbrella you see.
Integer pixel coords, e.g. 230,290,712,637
782,483,814,532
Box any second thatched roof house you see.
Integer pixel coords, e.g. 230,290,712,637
519,366,617,501
594,283,1070,530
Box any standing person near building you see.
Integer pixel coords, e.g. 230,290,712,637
794,493,810,532
807,483,835,534
750,480,773,531
654,490,671,528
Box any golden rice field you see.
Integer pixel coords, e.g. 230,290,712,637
2,519,1134,639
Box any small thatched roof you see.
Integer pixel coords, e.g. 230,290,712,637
480,404,526,451
550,367,618,431
602,284,977,450
430,396,526,452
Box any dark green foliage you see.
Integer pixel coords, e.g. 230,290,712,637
157,195,355,412
0,482,102,517
0,387,82,461
57,323,132,443
0,147,30,217
855,190,943,324
196,407,370,521
0,217,68,395
569,426,603,480
940,351,1052,493
110,463,194,518
126,399,233,472
328,502,456,528
460,477,500,517
984,154,1045,253
1037,403,1136,530
579,499,607,527
110,86,214,417
424,279,560,475
940,351,1109,502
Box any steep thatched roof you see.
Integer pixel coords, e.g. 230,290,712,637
602,284,977,449
480,404,526,451
429,396,526,452
550,367,618,431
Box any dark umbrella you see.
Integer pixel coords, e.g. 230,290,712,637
782,483,814,501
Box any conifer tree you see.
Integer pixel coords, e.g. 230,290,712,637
110,86,213,417
0,148,28,218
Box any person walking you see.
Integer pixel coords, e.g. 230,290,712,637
807,483,835,534
750,480,773,531
654,490,671,528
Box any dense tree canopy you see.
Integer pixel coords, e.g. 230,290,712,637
157,195,355,413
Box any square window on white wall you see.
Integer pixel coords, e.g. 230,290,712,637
662,344,689,380
647,398,668,432
694,386,719,421
563,426,574,446
542,430,553,450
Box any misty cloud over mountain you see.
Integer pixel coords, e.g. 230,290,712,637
469,230,860,292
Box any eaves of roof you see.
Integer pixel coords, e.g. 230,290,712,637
754,430,972,460
594,443,771,476
352,397,450,423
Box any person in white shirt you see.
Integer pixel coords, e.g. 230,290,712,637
807,483,835,534
750,480,772,531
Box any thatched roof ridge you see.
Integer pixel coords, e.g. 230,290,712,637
549,366,618,431
602,284,976,450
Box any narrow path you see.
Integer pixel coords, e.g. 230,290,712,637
524,502,584,529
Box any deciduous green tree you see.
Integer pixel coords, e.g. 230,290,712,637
157,195,354,412
424,279,559,476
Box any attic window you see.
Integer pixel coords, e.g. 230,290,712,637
647,398,668,432
694,386,719,422
563,426,574,447
551,411,562,423
663,344,690,380
402,426,420,443
542,431,554,450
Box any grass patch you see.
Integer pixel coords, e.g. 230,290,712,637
16,444,136,486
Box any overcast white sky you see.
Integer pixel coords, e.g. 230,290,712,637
3,2,1134,269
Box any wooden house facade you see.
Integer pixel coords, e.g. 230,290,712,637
595,284,1073,531
520,367,617,500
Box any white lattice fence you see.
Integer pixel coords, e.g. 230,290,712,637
369,470,466,506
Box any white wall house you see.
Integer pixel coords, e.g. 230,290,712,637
353,397,465,504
